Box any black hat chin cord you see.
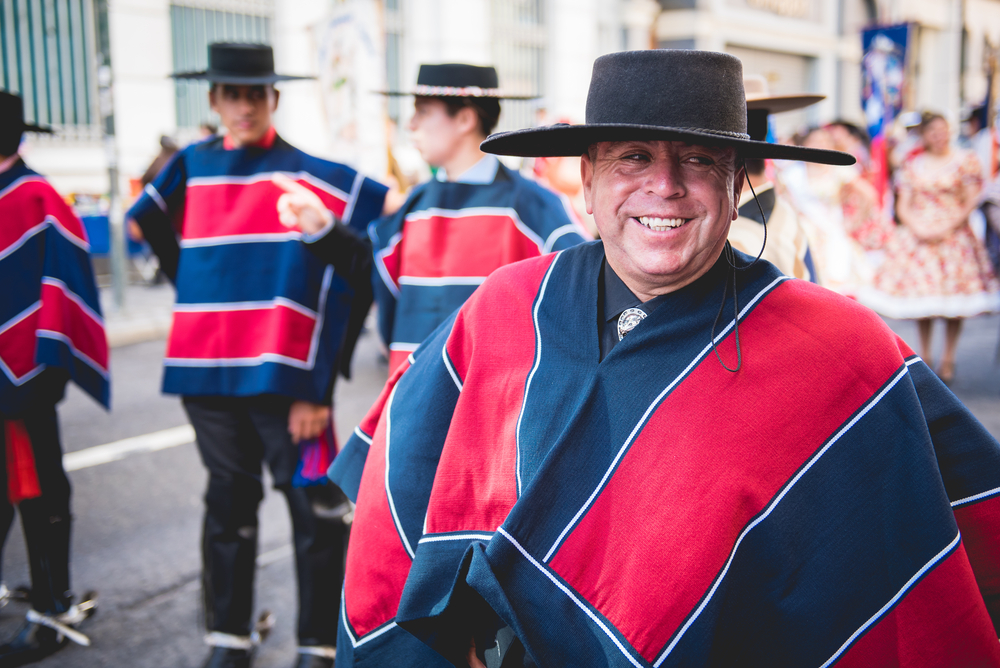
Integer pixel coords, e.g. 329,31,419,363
711,241,742,372
724,160,767,270
711,163,769,373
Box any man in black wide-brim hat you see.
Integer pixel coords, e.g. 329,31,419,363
309,62,585,374
127,43,388,668
328,50,1000,668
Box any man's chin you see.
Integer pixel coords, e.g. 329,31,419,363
230,129,266,146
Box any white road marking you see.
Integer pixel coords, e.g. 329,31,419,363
63,426,297,566
257,544,294,566
63,425,196,471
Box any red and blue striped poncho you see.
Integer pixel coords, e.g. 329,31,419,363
331,241,1000,667
371,160,587,373
0,160,109,414
127,130,387,402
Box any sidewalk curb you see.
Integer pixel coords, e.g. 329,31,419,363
106,319,172,348
100,283,175,349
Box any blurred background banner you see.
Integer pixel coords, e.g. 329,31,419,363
862,22,909,203
862,23,909,141
317,0,387,178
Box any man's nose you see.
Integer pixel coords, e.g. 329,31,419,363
645,158,685,198
236,95,255,114
407,114,419,132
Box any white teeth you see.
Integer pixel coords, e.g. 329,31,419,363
638,216,686,231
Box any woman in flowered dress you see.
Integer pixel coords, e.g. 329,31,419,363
859,113,1000,383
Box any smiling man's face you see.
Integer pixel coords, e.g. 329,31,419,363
582,139,743,301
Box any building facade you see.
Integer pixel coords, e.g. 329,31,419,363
4,0,1000,206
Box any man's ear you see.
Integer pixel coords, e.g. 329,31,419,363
456,105,479,137
271,86,280,113
581,151,595,215
208,86,219,114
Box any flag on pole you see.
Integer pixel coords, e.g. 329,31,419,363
861,23,910,203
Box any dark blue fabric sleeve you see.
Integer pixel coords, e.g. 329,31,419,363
126,149,188,282
344,176,388,233
513,177,587,253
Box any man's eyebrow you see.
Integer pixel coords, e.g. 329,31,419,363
600,141,653,154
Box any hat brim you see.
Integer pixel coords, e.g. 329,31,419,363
745,94,825,113
374,89,537,100
21,122,53,134
171,71,314,84
481,123,855,165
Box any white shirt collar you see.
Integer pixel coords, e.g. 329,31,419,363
738,180,774,208
435,154,500,184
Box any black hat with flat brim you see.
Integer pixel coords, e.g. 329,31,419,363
0,91,53,134
172,43,313,85
377,63,536,100
481,50,854,166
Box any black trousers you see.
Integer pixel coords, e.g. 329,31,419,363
182,396,347,647
0,380,73,615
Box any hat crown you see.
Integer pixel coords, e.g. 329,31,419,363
208,42,275,77
415,64,500,90
743,74,769,97
586,50,748,137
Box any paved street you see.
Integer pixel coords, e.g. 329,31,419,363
0,283,997,668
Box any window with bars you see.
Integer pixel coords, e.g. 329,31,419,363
169,1,273,128
0,0,97,129
491,0,544,133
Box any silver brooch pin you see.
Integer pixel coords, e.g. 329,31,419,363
617,307,646,341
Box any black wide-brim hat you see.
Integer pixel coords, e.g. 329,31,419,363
0,91,53,134
172,43,313,85
378,63,536,100
481,50,854,166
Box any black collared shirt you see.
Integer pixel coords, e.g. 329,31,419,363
597,259,667,360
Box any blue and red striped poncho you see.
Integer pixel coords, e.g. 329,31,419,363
370,160,586,373
331,241,1000,667
127,130,386,402
0,160,109,414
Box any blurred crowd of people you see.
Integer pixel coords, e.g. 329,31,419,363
766,110,1000,383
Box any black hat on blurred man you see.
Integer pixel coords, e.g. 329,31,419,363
171,43,313,84
378,63,535,99
0,90,52,157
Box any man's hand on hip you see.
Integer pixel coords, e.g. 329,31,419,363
287,400,331,443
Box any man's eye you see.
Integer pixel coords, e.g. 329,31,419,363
686,156,714,166
621,153,649,162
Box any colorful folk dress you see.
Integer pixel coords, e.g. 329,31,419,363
861,149,1000,319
